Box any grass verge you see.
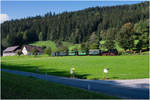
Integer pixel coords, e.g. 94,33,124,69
1,72,117,99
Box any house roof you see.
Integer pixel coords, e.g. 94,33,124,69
23,45,43,52
3,46,19,53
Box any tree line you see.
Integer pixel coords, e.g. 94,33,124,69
1,1,149,53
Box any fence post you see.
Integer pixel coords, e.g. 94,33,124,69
36,67,39,73
45,72,47,80
29,72,32,77
88,84,91,90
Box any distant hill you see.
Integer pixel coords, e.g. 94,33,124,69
1,1,149,50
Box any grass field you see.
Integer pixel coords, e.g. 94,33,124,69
2,72,116,99
1,55,149,80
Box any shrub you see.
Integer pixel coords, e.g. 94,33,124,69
31,48,38,56
17,49,22,56
44,47,52,56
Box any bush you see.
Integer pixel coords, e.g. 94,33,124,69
44,47,52,56
41,46,47,49
17,49,22,56
31,48,38,56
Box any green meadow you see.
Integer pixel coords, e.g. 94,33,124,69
1,55,149,80
30,41,82,51
2,72,116,99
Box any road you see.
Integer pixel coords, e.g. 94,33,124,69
1,68,149,99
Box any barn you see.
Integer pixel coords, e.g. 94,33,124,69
22,45,43,55
3,46,20,56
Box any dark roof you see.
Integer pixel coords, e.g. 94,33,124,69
23,45,43,53
3,46,19,53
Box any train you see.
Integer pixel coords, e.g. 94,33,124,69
51,49,118,56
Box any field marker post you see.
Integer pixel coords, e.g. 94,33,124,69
29,72,32,77
88,84,91,90
45,72,47,80
104,68,109,80
36,67,39,73
70,67,75,78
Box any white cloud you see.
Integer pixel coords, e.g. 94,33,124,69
0,14,9,23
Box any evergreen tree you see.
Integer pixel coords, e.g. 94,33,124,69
134,20,149,50
117,22,134,51
89,32,100,49
1,1,149,49
39,32,43,41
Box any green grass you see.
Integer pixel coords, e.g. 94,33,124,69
1,72,117,99
30,41,57,51
30,40,81,51
141,51,150,55
1,55,149,80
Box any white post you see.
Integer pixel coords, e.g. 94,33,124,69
104,68,109,79
70,68,73,78
88,84,90,90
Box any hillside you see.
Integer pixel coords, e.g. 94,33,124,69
1,1,149,52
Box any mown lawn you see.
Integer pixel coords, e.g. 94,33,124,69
1,72,117,99
1,55,149,79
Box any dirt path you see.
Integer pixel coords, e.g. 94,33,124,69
88,78,149,89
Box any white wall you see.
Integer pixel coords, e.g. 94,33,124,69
3,53,17,56
22,47,31,55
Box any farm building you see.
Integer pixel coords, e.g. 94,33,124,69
22,45,43,55
3,46,20,56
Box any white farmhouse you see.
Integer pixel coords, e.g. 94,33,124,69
22,45,43,55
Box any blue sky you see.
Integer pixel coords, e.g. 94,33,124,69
1,1,146,22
